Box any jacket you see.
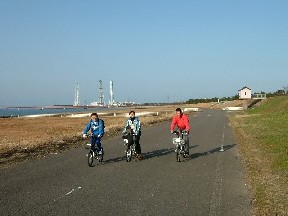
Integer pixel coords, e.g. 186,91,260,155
83,119,105,137
170,114,190,131
123,117,141,136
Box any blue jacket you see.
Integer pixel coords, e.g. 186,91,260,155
83,119,105,137
123,117,141,136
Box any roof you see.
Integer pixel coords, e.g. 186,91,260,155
238,86,251,91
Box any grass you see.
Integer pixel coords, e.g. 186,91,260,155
230,96,288,215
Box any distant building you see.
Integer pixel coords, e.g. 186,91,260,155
238,86,252,99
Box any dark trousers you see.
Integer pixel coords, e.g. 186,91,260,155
183,134,189,153
90,136,102,152
127,134,141,154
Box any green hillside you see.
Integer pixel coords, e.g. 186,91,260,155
250,96,288,115
231,96,288,215
250,96,288,171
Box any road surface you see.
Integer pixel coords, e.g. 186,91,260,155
0,109,251,215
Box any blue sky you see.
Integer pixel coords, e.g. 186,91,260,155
0,0,287,106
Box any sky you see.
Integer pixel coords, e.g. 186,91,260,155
0,0,287,106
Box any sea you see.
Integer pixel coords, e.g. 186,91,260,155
0,107,125,117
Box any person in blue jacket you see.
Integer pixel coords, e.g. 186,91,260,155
83,113,105,155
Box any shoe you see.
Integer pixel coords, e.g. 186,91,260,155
98,150,102,155
136,154,143,160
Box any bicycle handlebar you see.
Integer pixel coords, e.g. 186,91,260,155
83,134,103,138
123,131,137,136
172,130,189,135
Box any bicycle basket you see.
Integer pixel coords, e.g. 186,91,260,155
173,137,181,144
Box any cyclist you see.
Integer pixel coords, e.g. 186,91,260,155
170,108,190,154
83,113,105,156
123,111,142,160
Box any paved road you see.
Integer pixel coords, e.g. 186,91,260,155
0,109,251,216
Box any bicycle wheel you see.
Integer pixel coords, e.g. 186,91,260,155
176,146,181,162
88,150,94,167
185,139,190,157
182,144,188,158
184,148,189,158
126,148,132,162
98,153,103,162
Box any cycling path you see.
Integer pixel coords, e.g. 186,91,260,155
0,109,251,215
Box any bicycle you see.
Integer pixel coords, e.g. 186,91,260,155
122,132,137,162
172,130,189,162
84,134,104,167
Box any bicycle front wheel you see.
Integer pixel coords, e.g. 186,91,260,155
88,150,94,167
98,153,103,162
126,149,132,162
176,146,181,162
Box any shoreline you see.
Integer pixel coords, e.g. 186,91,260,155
0,105,108,109
0,106,128,118
0,100,243,118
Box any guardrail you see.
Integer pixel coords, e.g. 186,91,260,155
222,107,244,111
184,108,202,112
252,94,266,99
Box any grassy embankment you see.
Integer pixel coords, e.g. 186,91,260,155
0,107,180,166
230,96,288,215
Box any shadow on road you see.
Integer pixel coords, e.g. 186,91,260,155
104,147,180,164
101,144,223,164
189,145,199,150
103,155,127,164
144,148,175,160
144,145,199,160
189,144,236,160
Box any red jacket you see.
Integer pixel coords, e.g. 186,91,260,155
170,113,190,131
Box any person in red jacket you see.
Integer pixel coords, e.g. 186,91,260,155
170,108,191,155
170,108,190,133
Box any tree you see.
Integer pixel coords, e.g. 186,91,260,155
283,85,288,94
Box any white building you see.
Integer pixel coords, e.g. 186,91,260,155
238,86,252,99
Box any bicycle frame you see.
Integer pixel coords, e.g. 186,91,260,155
172,131,189,162
123,133,137,162
85,134,103,167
